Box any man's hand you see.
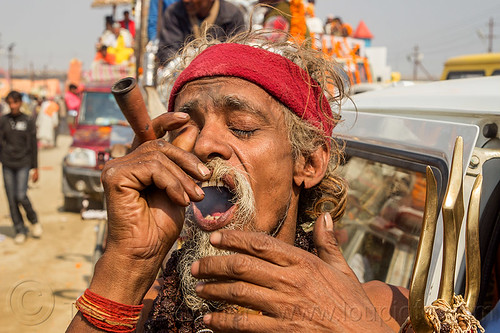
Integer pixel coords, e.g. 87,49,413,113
31,168,39,183
90,112,210,304
191,213,394,332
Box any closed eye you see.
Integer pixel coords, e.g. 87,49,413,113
230,128,257,138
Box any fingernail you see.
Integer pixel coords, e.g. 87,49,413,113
198,163,210,177
195,281,205,293
203,313,212,324
195,186,205,197
210,231,222,245
174,112,189,119
324,213,333,231
191,260,199,275
184,192,190,204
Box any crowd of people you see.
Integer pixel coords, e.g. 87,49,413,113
94,11,136,66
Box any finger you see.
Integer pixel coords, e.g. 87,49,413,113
171,125,198,152
109,139,210,182
192,254,283,288
313,213,358,279
313,213,340,265
195,280,278,315
130,112,190,149
152,112,190,138
106,151,203,205
204,312,279,333
209,230,303,267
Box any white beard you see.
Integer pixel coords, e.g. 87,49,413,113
177,158,256,312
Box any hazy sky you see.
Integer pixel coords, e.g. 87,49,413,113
0,0,499,79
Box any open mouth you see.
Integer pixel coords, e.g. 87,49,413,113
191,179,237,231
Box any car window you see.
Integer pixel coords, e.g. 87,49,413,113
337,156,426,287
80,92,127,126
446,71,485,80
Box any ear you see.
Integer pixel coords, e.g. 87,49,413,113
293,144,330,189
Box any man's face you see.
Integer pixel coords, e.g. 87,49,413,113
172,77,302,310
182,0,214,18
172,77,300,241
6,97,22,115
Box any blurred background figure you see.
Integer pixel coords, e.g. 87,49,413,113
119,10,136,38
106,22,134,64
64,84,81,136
37,97,59,148
99,16,116,48
156,0,245,65
0,90,41,244
147,0,180,42
259,0,310,43
94,44,116,65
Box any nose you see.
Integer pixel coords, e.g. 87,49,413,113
193,124,232,162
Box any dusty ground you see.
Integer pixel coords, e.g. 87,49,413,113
0,134,99,332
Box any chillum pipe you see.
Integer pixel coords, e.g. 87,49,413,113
112,77,157,144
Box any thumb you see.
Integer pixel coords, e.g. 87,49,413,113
313,212,344,266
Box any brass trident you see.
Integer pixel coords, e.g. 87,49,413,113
408,136,482,332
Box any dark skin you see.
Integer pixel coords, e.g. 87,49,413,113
67,78,407,332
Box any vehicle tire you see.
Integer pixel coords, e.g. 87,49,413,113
63,196,81,212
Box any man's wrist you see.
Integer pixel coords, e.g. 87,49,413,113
89,252,160,305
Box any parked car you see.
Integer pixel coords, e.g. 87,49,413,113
62,84,133,211
441,52,500,80
334,76,500,320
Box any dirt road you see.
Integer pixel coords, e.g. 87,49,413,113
0,134,99,332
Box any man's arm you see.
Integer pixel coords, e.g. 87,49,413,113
66,113,211,332
29,116,38,182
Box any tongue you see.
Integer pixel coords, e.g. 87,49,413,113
196,186,234,217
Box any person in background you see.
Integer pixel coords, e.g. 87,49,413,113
107,22,134,64
324,14,334,35
36,97,59,148
94,44,116,65
0,98,7,116
64,84,81,136
156,0,245,65
99,16,116,48
148,0,180,41
305,0,315,17
0,90,41,244
119,10,136,39
259,0,310,43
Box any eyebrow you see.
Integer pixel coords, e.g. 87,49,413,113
217,95,271,124
177,95,271,124
177,100,199,115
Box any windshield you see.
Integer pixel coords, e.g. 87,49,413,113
79,91,127,126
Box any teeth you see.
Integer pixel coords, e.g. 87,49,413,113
200,179,226,188
204,214,221,220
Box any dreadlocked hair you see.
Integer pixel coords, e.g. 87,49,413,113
162,28,349,225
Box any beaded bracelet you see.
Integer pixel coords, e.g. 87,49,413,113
75,288,144,333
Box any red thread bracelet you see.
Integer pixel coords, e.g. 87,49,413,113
75,288,144,333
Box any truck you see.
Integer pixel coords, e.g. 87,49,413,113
62,82,133,211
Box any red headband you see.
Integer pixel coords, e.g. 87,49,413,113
168,43,335,136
